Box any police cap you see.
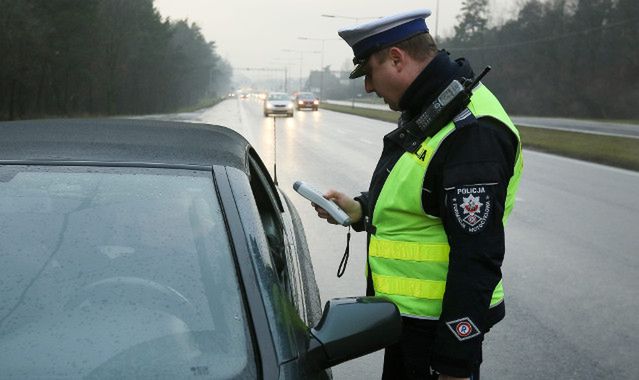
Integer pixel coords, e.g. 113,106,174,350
338,9,431,79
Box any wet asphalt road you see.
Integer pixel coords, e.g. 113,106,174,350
146,98,639,379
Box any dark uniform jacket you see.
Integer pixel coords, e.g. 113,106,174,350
353,51,518,376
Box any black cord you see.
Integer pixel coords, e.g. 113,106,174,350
337,226,351,278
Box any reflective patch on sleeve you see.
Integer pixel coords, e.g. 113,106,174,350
446,183,495,234
446,317,481,341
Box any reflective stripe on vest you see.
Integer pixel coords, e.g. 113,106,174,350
369,84,522,319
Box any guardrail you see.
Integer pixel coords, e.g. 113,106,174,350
320,101,639,171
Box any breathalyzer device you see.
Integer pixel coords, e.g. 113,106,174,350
293,181,352,226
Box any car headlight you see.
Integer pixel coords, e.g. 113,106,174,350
298,101,304,105
313,100,319,105
265,102,273,109
287,103,293,109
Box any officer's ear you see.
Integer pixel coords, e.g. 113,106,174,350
388,47,406,71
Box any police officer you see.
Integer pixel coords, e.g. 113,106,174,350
313,9,523,380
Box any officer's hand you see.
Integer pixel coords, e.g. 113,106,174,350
312,189,362,225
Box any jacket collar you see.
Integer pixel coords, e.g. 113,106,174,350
386,51,475,151
398,50,473,115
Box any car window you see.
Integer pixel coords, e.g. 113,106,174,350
279,190,323,327
247,157,290,295
268,93,289,101
0,165,256,379
224,165,299,362
243,154,321,327
297,93,315,100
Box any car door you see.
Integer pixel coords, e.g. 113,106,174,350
278,189,323,326
221,151,398,379
243,152,329,377
244,151,322,325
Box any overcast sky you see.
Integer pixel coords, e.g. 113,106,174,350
154,0,518,83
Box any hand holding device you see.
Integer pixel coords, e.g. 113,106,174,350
293,181,352,226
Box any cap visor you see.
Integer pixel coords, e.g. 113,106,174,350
349,63,366,79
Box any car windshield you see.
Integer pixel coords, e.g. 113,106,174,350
0,165,256,379
268,93,289,101
298,93,315,100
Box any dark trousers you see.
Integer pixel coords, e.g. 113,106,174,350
381,317,481,380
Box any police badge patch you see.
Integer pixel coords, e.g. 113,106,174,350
448,184,493,234
446,317,481,341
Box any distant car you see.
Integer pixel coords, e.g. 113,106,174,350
0,119,401,379
295,92,319,111
264,92,294,117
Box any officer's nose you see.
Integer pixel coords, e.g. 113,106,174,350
364,75,374,93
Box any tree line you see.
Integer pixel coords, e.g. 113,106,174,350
444,0,638,119
308,0,637,120
0,0,232,121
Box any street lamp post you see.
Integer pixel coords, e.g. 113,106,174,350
270,60,299,92
297,37,341,101
320,14,381,107
321,14,380,24
235,66,288,92
281,49,321,92
435,0,440,41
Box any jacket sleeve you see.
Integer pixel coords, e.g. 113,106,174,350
429,119,517,377
352,191,370,232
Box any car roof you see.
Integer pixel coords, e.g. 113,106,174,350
0,118,251,171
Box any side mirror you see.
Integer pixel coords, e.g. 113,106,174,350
308,297,401,369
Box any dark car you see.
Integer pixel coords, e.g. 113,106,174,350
295,92,319,111
0,119,400,379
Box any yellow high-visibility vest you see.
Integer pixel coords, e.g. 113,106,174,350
369,84,523,319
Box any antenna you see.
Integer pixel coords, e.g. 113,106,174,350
464,66,492,91
272,116,278,185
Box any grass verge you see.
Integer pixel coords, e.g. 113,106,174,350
320,103,639,172
321,103,400,123
176,97,225,113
